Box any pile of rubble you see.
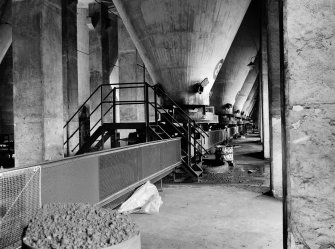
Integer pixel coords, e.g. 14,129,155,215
23,203,139,249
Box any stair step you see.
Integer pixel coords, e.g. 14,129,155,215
174,168,184,174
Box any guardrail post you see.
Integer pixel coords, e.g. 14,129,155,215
66,124,70,156
144,84,150,142
187,121,191,167
113,88,116,123
100,86,104,150
154,86,158,125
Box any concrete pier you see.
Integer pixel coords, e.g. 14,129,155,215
13,0,64,166
282,0,335,247
267,0,282,198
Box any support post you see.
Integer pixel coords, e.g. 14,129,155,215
144,84,150,142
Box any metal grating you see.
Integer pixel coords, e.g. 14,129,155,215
0,166,41,248
99,149,139,201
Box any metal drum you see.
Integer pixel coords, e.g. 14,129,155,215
215,145,234,165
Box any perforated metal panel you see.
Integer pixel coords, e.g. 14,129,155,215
99,148,139,200
0,166,41,248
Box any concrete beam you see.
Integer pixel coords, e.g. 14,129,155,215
282,1,335,247
210,1,260,114
0,0,11,64
113,0,251,106
13,0,64,166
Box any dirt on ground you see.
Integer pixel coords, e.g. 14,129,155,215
200,134,271,194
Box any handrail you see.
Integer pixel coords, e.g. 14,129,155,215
64,83,145,129
149,102,209,155
151,101,205,144
148,84,209,137
149,124,172,139
64,81,209,158
63,84,102,129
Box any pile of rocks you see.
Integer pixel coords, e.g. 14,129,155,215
23,203,139,249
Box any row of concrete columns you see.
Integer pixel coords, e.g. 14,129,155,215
9,0,122,165
3,0,152,164
2,1,335,246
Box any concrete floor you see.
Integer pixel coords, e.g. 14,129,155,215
132,134,283,249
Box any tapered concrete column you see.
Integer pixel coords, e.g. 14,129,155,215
0,46,13,135
63,0,78,156
13,0,64,166
0,0,11,64
114,0,251,106
246,98,257,117
242,80,259,115
282,1,335,248
267,0,282,198
261,4,270,159
211,1,260,114
234,58,259,113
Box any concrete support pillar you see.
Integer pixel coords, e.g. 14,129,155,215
0,0,11,64
0,46,13,135
261,3,270,159
267,0,282,198
13,0,64,166
77,7,90,106
118,20,147,122
89,3,112,132
62,0,78,156
282,1,335,247
258,86,263,133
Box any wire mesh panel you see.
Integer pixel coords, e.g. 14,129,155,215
0,166,41,248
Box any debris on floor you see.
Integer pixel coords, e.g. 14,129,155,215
118,181,163,214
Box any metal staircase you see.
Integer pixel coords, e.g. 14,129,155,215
63,82,209,181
